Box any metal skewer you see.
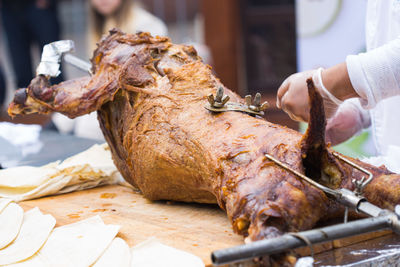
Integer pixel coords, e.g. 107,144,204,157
63,54,92,74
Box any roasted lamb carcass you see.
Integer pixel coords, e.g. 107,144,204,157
8,30,400,263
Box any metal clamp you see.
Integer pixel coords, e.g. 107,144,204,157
205,87,269,116
207,87,230,108
265,153,382,218
245,93,269,113
212,154,399,265
332,152,373,195
264,153,340,198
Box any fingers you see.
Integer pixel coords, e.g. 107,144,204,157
277,77,304,122
276,71,313,122
284,101,305,122
325,119,334,144
280,90,308,122
287,112,302,122
276,77,290,108
279,93,287,113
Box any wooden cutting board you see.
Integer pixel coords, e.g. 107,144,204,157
19,184,243,266
18,184,393,266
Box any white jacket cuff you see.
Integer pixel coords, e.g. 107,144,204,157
346,37,400,109
346,55,375,108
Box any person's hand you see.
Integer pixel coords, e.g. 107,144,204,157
325,99,371,145
277,66,354,122
276,70,314,122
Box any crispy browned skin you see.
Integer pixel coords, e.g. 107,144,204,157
8,30,400,245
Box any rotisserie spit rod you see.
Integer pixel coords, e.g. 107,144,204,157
212,154,400,265
212,206,400,265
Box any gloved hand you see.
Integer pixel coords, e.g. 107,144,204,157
276,68,343,122
325,99,371,146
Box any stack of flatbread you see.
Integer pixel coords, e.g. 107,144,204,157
0,199,204,266
0,199,123,266
0,144,122,202
0,144,205,266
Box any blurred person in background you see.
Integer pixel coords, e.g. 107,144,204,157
0,0,63,89
88,0,168,52
276,0,400,164
52,0,168,140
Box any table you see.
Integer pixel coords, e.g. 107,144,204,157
19,184,243,266
2,130,400,266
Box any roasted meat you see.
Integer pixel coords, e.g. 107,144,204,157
8,30,400,261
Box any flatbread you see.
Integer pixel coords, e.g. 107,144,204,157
58,175,120,195
0,202,24,249
93,237,131,267
0,175,70,202
0,208,55,265
10,216,119,267
57,144,120,187
0,144,121,202
0,163,59,190
130,238,204,267
0,198,12,213
57,144,116,176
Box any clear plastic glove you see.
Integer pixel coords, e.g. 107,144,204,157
277,68,343,122
325,98,371,146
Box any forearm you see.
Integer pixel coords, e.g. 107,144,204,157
322,62,360,101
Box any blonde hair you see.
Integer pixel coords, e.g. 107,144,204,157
88,0,139,52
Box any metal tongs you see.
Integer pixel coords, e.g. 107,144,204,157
212,152,400,265
36,40,92,78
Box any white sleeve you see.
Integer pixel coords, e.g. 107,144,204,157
346,36,400,109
